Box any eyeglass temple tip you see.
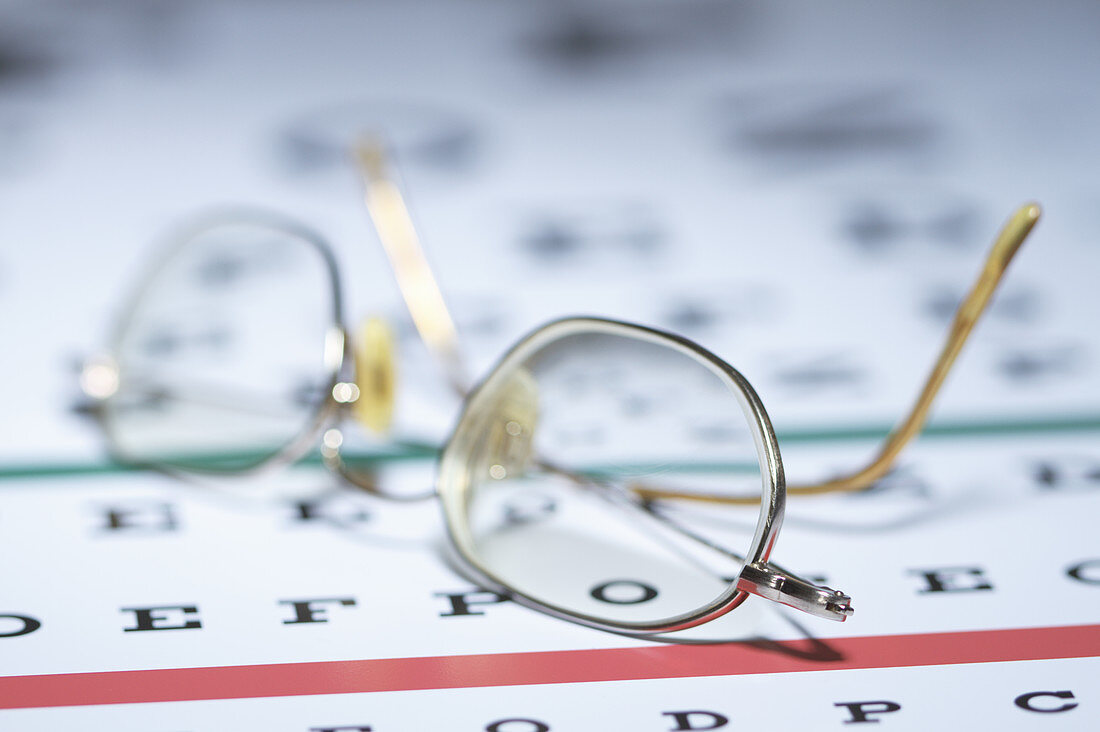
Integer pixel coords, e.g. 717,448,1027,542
990,201,1041,269
353,135,388,179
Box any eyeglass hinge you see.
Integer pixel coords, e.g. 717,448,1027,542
737,562,853,622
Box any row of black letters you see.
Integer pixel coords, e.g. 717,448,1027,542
87,458,1100,535
2,560,1098,638
201,695,1088,731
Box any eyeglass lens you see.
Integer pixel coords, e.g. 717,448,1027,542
103,220,336,472
448,327,766,625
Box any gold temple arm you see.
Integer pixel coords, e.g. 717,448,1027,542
354,139,469,395
633,202,1042,505
785,202,1041,497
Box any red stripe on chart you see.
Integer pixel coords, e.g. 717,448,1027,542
1,623,1098,710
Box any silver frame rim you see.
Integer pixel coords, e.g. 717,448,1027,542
437,316,786,636
97,207,348,478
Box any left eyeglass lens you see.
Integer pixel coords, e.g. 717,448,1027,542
103,219,338,472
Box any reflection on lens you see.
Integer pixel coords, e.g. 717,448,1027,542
103,216,338,472
442,321,766,628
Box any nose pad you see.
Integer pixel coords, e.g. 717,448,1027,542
477,368,539,483
352,316,397,434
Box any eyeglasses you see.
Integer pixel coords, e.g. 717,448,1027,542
81,155,1040,634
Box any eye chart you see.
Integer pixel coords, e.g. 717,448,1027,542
1,1,1098,729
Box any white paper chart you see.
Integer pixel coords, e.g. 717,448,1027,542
1,1,1098,729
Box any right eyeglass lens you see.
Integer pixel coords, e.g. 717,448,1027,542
103,218,337,472
444,324,766,627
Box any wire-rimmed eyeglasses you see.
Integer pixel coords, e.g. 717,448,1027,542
80,146,1040,634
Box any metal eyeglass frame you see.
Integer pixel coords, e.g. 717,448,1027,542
81,141,1042,633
